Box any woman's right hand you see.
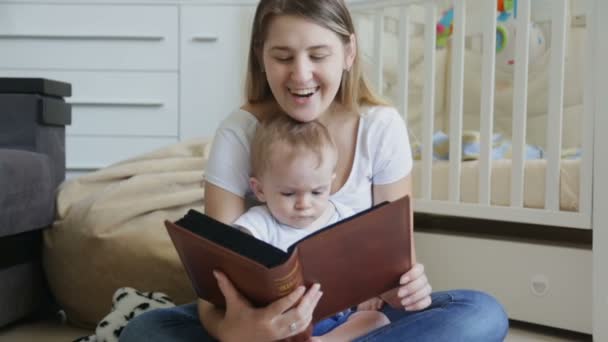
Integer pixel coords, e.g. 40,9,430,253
213,270,323,342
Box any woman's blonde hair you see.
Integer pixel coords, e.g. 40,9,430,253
250,115,337,178
245,0,387,114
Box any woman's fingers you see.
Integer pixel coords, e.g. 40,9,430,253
396,263,433,311
214,270,251,309
277,284,323,336
266,285,307,316
398,272,428,297
399,263,425,285
402,283,432,311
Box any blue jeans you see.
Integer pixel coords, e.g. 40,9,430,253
119,290,508,342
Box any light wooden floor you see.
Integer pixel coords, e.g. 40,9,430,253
0,314,592,342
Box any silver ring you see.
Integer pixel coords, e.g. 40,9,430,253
289,322,297,333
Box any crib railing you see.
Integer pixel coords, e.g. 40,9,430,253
350,0,594,229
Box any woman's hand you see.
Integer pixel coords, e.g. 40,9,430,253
357,297,384,311
213,271,323,342
397,263,432,311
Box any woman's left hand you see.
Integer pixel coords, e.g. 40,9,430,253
397,263,432,311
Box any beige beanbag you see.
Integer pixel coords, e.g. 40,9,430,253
43,139,211,328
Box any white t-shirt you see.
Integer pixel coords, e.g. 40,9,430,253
233,201,355,252
205,106,413,214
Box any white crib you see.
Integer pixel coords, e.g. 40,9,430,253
349,0,607,340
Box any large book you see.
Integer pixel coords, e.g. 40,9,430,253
165,195,414,338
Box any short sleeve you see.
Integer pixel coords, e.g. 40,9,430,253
204,110,258,197
371,108,413,185
232,206,273,243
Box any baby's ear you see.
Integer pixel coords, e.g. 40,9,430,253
249,177,266,202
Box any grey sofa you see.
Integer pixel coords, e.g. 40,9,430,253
0,78,71,327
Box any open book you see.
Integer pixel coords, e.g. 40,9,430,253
165,195,414,324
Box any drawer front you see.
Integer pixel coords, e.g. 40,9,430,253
67,136,177,170
0,4,178,70
0,70,178,137
179,5,255,140
415,232,592,333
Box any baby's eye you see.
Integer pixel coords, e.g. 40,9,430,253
312,191,324,196
281,192,295,197
310,55,327,61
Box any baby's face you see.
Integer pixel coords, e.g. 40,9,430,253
254,146,335,229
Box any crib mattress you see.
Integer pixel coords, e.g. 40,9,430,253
412,159,580,211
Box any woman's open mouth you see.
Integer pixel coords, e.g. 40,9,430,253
288,86,320,100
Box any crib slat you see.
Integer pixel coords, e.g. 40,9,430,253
373,10,384,95
421,2,437,200
580,0,594,217
397,7,410,120
448,0,466,202
545,0,568,211
511,0,532,208
479,0,498,206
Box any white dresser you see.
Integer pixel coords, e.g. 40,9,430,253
0,0,256,172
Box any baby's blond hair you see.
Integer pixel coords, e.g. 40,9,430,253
250,115,337,178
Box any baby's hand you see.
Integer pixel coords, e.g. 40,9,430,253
357,297,384,311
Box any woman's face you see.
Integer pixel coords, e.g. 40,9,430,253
262,15,355,122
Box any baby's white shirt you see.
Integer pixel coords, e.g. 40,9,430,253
233,201,355,252
205,106,413,214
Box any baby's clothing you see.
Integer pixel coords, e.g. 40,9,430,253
312,309,354,336
205,106,413,215
233,200,354,252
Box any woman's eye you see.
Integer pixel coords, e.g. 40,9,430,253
311,55,327,61
312,191,323,196
281,192,294,197
274,56,292,62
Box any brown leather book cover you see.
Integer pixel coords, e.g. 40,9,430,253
166,195,413,337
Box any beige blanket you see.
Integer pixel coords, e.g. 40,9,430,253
43,139,211,328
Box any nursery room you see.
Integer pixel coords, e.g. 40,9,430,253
0,0,607,341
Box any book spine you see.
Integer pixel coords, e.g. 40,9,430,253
271,258,304,297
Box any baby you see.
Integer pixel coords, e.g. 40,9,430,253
233,115,389,342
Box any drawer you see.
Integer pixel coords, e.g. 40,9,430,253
0,4,178,71
0,69,178,137
415,231,592,334
179,5,255,140
67,136,178,170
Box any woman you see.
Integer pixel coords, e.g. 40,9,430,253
120,0,509,341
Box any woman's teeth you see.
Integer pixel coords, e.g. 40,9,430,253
290,87,318,97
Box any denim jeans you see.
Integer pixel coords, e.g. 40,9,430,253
119,290,509,342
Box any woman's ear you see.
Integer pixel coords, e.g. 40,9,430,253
344,33,357,71
249,177,266,202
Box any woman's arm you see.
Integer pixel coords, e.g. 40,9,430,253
197,182,247,338
373,174,432,311
197,182,245,338
204,182,247,225
372,174,412,204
